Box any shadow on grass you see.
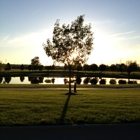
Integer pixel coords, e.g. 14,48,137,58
59,93,72,124
59,92,79,124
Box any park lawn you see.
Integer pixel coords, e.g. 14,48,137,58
0,90,140,126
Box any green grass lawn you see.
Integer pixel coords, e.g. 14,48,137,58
0,90,140,126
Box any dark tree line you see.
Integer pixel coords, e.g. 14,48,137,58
1,61,139,75
81,62,139,75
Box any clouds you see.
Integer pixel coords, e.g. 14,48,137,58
3,35,10,41
109,31,135,37
1,0,140,65
0,28,53,64
32,9,41,16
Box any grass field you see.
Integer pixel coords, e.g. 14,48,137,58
0,89,140,126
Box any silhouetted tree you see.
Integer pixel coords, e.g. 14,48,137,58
38,65,44,71
20,64,24,71
126,61,138,75
90,64,98,71
83,64,91,71
43,15,93,94
31,56,41,70
45,65,54,71
110,64,117,72
28,65,32,71
0,61,4,71
52,64,55,70
99,64,106,72
5,63,11,71
119,63,127,74
64,64,68,71
76,64,83,71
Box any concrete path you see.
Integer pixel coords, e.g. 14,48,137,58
0,124,140,140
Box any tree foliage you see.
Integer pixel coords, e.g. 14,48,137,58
119,63,127,73
5,63,11,71
20,64,24,71
31,56,41,70
110,64,117,71
99,64,106,72
90,64,98,71
83,64,90,71
43,15,93,66
126,61,138,75
0,61,4,71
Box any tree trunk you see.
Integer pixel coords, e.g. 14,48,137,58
68,65,72,94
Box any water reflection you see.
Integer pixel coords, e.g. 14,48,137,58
0,77,139,85
0,77,3,83
4,76,12,84
44,78,55,84
20,76,25,82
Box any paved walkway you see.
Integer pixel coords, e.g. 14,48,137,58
0,124,140,140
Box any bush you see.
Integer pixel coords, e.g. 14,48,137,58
118,80,127,84
90,77,98,84
109,79,116,84
99,79,106,84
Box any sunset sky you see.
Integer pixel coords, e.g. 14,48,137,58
0,0,140,66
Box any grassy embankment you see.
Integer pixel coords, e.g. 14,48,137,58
0,90,140,125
